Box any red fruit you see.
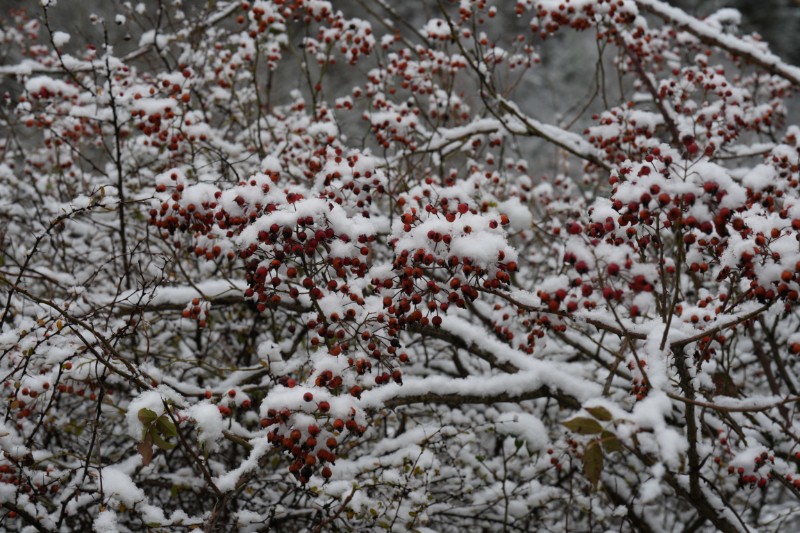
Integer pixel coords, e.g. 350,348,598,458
228,389,236,398
457,203,469,214
321,466,332,478
318,401,330,413
303,392,314,402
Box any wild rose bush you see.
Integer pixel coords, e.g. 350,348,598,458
1,0,800,530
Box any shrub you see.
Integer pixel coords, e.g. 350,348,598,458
1,1,800,530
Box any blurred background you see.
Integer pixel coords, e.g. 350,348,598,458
2,0,798,133
1,0,796,61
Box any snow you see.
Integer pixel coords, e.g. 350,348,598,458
637,464,665,503
495,412,548,452
393,211,517,268
101,467,146,507
25,76,79,97
498,198,533,231
131,97,176,116
117,279,247,310
439,315,602,401
139,30,170,49
631,392,688,469
52,31,70,47
215,439,270,492
94,510,120,532
422,19,451,40
236,510,267,532
186,401,226,451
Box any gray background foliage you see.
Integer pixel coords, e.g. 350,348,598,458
1,1,798,128
2,0,795,58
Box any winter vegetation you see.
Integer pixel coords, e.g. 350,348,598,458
1,0,800,531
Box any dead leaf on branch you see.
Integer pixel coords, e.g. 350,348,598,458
585,406,613,421
137,431,154,466
583,440,603,489
562,416,603,435
600,430,624,453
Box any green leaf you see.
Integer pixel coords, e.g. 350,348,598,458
152,430,176,451
585,406,613,422
155,415,178,438
583,440,604,489
600,431,623,453
562,416,603,435
138,408,158,426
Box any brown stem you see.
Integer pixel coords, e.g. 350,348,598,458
383,384,576,410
